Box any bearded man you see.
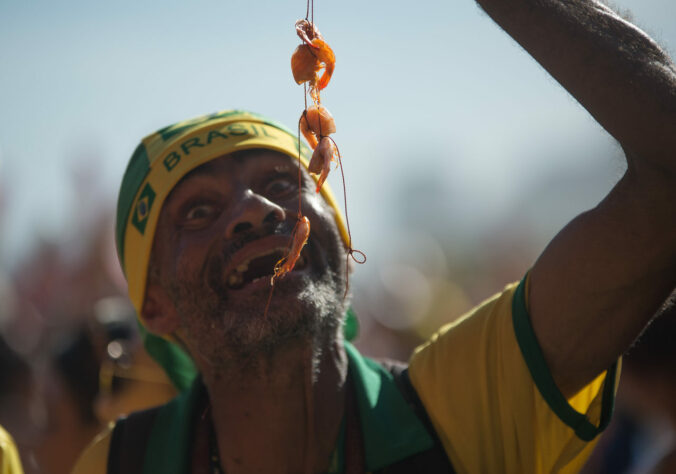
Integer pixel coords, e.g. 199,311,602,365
73,0,676,472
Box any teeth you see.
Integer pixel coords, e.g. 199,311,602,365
228,273,243,287
226,247,308,289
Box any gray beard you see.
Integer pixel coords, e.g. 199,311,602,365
169,267,348,377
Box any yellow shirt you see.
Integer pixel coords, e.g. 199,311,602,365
71,424,113,474
0,426,23,474
409,280,619,474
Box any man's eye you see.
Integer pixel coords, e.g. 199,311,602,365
185,204,216,221
265,177,297,197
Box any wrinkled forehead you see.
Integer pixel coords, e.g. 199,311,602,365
163,148,309,206
180,148,299,180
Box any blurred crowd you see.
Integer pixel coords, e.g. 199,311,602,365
0,218,177,473
0,170,674,474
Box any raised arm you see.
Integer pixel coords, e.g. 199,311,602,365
476,0,676,396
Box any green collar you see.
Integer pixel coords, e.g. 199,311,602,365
142,376,200,474
142,342,434,473
343,342,434,471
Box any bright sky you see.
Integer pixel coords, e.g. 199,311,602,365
0,0,674,272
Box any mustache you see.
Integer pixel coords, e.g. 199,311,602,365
222,219,296,265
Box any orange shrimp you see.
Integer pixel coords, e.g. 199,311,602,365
295,19,319,46
299,105,336,150
308,137,336,192
272,216,310,283
291,44,321,85
292,19,335,91
311,38,335,90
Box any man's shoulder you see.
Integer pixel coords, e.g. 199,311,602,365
72,423,114,474
73,403,167,474
0,425,16,451
0,425,24,474
410,280,521,364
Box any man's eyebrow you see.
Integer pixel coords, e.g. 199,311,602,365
181,161,220,180
165,168,221,209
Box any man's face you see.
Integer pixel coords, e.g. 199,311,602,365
150,150,348,365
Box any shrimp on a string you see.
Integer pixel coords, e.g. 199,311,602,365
264,3,368,473
270,215,310,283
268,2,363,297
265,0,366,320
308,136,336,192
291,19,335,103
299,104,335,149
290,12,365,290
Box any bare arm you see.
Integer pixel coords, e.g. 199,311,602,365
475,0,676,396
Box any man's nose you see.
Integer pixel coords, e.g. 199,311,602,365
225,190,286,239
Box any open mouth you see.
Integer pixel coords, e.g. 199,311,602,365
225,248,309,290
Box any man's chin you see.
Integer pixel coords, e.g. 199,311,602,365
178,270,346,364
222,272,334,331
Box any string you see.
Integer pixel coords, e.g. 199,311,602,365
325,136,366,301
303,345,314,474
263,105,309,319
305,0,314,31
302,0,366,297
300,68,314,474
298,108,305,218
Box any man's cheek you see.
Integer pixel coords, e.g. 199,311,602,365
173,254,191,282
207,257,229,298
173,250,207,290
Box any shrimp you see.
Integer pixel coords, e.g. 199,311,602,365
308,37,335,91
308,137,336,192
299,105,336,150
295,19,320,45
291,44,321,85
272,216,310,283
291,19,335,92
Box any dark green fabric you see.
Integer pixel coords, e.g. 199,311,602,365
139,324,197,392
343,342,434,470
511,276,618,441
327,418,345,473
143,377,201,474
343,307,359,341
139,343,434,473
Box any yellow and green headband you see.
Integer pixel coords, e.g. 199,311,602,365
116,110,355,390
116,110,350,318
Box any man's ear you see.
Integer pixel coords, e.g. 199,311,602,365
141,283,180,336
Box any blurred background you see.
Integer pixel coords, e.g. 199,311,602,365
1,0,675,472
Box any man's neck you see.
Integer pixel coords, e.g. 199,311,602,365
201,337,348,474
